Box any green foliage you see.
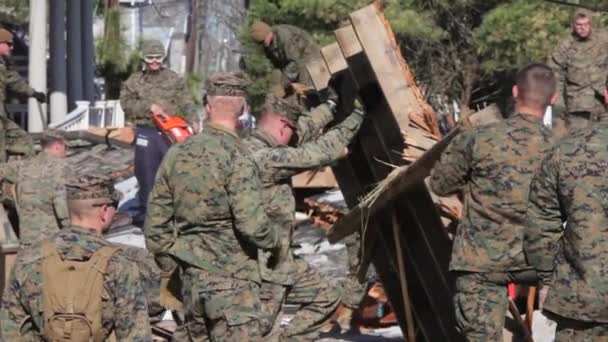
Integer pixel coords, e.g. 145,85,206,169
0,0,29,26
186,73,204,105
474,0,571,73
241,0,607,109
97,7,141,99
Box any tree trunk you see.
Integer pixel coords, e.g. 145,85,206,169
195,0,246,80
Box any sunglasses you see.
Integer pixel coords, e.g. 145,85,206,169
144,55,164,63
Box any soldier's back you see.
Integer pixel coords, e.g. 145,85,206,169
154,123,264,281
5,153,67,245
434,113,553,272
0,226,151,340
527,123,608,323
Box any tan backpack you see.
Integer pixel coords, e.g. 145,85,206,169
41,241,119,342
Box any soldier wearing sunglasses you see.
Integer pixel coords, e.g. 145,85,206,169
119,39,196,226
0,28,47,119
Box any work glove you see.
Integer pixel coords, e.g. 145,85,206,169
32,91,47,103
291,82,310,96
352,98,366,118
324,86,340,114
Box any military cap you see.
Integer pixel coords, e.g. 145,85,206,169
262,94,302,127
205,72,248,97
250,20,272,43
66,170,121,202
142,39,165,57
0,28,13,44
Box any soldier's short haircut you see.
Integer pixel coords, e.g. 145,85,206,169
40,132,65,149
206,95,245,119
574,9,592,21
515,63,556,109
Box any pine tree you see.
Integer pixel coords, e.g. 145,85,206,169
240,0,587,113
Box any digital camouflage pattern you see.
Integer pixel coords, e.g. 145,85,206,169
0,56,35,118
549,30,608,117
0,114,34,162
430,113,554,340
245,106,363,339
0,226,153,341
265,25,322,89
119,68,196,126
118,244,165,323
0,152,68,246
144,122,279,340
205,72,249,97
525,123,608,327
454,270,538,341
145,123,279,280
430,113,554,272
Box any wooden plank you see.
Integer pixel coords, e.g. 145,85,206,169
335,25,363,58
350,5,417,130
306,57,332,91
291,167,338,189
321,43,348,75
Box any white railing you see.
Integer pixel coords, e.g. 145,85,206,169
49,100,125,131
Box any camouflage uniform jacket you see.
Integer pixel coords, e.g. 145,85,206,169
266,24,322,88
117,244,164,322
430,113,554,272
119,68,195,126
525,124,608,323
144,123,279,283
549,30,608,114
0,225,153,341
246,112,363,284
0,114,34,163
0,152,69,246
0,56,35,118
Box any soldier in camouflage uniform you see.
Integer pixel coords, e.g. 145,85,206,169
523,84,608,341
119,39,196,224
1,170,152,341
0,28,46,118
0,130,68,247
144,72,280,341
250,21,321,96
429,64,557,341
245,94,364,340
549,9,608,132
0,114,36,161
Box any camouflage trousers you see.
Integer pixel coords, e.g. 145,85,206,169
261,258,340,341
341,231,367,309
1,116,33,162
453,270,538,342
180,267,267,342
545,312,608,342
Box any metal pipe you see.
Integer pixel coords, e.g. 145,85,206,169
81,0,96,102
49,0,68,123
67,0,83,110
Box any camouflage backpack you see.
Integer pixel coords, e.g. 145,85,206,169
41,241,119,342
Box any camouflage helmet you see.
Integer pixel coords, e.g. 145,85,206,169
0,28,13,44
262,94,303,127
205,72,248,98
66,170,121,202
141,39,165,57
